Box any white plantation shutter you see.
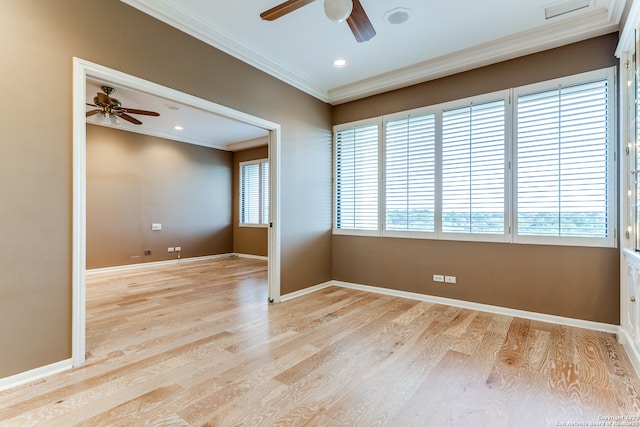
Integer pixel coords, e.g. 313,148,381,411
335,123,379,231
241,162,259,224
332,68,614,247
516,79,609,240
385,113,436,232
441,100,506,235
240,159,269,225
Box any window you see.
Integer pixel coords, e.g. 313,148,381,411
335,122,379,232
384,113,436,234
515,78,612,245
333,67,615,247
441,100,506,237
240,159,269,226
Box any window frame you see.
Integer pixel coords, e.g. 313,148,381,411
239,158,269,228
512,68,616,248
382,106,438,240
436,91,511,243
332,67,616,248
333,117,382,236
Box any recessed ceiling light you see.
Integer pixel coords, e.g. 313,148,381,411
333,59,347,68
174,125,183,130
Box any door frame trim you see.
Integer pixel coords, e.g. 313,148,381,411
72,57,281,366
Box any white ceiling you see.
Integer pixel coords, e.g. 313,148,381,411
92,0,625,148
121,0,625,105
86,79,269,151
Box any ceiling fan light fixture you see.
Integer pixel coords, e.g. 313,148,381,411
93,111,108,125
324,0,353,23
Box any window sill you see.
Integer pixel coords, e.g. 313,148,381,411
333,229,614,248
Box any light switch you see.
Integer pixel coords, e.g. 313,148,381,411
151,223,162,231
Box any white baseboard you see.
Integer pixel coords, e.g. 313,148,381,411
332,280,619,334
86,253,236,275
618,328,640,378
282,279,620,335
0,359,72,393
280,281,333,302
86,253,269,275
233,253,268,261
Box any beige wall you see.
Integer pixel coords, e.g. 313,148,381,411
333,237,619,323
233,146,269,257
87,125,233,269
0,1,332,378
332,33,620,324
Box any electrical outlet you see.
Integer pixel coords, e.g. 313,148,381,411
445,276,456,284
168,247,174,252
151,223,162,231
433,274,444,282
175,246,181,252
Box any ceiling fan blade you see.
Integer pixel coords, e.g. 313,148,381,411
122,108,160,117
86,109,101,117
86,103,99,107
347,0,376,43
260,0,316,21
118,113,142,125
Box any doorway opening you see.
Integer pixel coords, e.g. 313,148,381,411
72,58,281,367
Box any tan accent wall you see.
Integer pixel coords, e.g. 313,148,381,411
332,33,620,324
232,146,269,257
86,125,233,269
0,1,331,378
333,236,619,323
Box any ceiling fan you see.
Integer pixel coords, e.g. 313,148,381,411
261,0,376,43
86,86,160,125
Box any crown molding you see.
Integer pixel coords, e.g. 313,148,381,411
120,0,329,102
87,121,231,150
226,136,269,152
122,1,621,106
616,0,640,56
328,8,620,104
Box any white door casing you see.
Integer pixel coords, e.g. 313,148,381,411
72,57,281,366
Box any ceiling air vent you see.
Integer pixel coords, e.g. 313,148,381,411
545,0,590,19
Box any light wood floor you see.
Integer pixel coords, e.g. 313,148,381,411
0,257,639,426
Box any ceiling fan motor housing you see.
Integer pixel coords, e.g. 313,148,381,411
324,0,353,22
94,95,121,108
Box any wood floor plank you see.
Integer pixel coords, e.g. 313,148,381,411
521,327,552,373
485,317,530,392
0,256,638,426
572,328,610,388
390,349,473,426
